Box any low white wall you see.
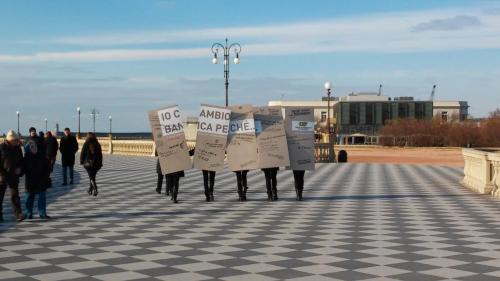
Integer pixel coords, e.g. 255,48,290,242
462,148,500,197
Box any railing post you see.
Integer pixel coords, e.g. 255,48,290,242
109,139,113,154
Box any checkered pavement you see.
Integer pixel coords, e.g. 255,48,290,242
1,154,500,281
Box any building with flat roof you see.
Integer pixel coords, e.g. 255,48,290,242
269,93,468,144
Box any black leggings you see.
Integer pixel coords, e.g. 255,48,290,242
166,173,180,198
86,168,98,184
202,170,215,191
263,168,278,191
235,170,248,189
293,170,305,190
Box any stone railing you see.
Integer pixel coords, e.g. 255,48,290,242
1,137,338,162
462,148,500,197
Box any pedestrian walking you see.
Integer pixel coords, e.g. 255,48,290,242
80,133,102,196
0,131,25,222
44,131,58,187
59,128,79,185
24,127,51,219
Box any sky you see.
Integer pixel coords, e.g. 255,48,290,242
0,0,499,133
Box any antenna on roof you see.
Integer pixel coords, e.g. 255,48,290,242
378,84,382,96
430,84,437,101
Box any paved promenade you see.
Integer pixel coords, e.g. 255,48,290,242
1,155,500,281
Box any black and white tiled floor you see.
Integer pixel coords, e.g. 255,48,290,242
1,155,500,281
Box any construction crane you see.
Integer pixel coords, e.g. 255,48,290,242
378,84,383,96
430,84,437,101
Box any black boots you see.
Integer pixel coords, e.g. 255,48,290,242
171,185,179,203
295,186,303,201
242,186,247,201
204,187,210,202
272,186,278,201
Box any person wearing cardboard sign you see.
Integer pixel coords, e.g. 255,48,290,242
254,106,290,202
226,105,258,201
284,108,316,201
193,105,232,202
149,105,192,204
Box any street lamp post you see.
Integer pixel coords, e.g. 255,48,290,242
77,107,81,139
90,108,99,134
45,118,48,132
324,81,334,162
16,111,20,136
108,115,112,138
211,38,242,106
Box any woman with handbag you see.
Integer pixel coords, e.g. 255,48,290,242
80,133,103,196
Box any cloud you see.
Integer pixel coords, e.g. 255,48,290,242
483,7,500,15
1,6,500,63
410,15,482,32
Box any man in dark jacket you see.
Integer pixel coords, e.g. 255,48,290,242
44,131,58,187
59,128,78,185
0,130,25,222
24,127,51,219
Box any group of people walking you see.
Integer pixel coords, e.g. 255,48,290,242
2,128,308,221
156,163,307,203
0,127,103,222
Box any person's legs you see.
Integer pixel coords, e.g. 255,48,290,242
271,168,278,201
202,170,210,201
172,175,180,203
90,170,98,196
263,169,272,201
69,165,74,184
38,191,47,218
209,171,215,201
24,192,35,218
166,175,174,201
0,184,6,221
156,173,163,194
293,170,305,200
235,171,243,201
9,181,23,220
86,168,93,195
62,165,68,185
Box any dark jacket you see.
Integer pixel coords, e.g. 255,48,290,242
0,142,24,184
59,134,79,166
45,136,59,159
80,139,103,171
24,136,49,193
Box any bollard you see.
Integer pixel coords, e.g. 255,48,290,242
338,150,348,163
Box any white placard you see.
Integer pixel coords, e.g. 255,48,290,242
198,105,231,135
292,121,314,132
229,118,255,135
157,106,184,136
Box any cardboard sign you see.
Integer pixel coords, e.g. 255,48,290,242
254,106,290,169
226,105,258,171
284,107,315,170
193,104,231,171
149,105,192,174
